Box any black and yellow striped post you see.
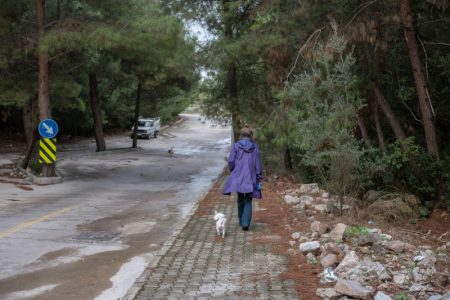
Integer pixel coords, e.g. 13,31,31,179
39,138,57,164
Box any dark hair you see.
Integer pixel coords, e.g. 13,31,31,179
240,125,253,138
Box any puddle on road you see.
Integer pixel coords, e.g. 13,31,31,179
95,255,149,300
117,220,156,236
75,231,121,242
3,284,59,300
26,244,128,273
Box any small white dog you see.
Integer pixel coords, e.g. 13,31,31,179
213,211,227,238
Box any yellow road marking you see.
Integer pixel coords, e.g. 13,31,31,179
0,206,76,239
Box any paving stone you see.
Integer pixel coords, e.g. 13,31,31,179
133,178,300,299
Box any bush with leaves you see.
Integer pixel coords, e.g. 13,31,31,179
284,28,367,210
381,138,449,209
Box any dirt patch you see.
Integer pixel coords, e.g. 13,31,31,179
254,180,322,300
16,185,33,191
194,180,225,217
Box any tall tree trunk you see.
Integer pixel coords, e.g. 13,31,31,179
371,98,386,153
132,80,142,149
22,95,39,169
57,0,61,19
400,0,439,158
89,72,106,152
36,0,55,177
283,144,293,170
373,85,407,144
356,110,371,147
223,0,241,142
227,61,241,142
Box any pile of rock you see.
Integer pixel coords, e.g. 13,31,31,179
282,183,351,215
284,184,450,300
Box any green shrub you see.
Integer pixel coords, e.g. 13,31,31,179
382,138,449,206
344,226,369,238
395,292,408,300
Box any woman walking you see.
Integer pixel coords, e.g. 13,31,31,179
223,125,263,231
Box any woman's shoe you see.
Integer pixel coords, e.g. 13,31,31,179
242,226,249,231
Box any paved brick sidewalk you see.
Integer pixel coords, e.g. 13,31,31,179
132,177,299,299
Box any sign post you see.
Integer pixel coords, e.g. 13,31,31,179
38,119,59,171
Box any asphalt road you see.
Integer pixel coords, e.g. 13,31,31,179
0,114,230,300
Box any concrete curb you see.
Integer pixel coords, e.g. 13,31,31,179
122,167,226,300
18,166,63,185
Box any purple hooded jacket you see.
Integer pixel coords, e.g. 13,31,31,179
223,138,263,199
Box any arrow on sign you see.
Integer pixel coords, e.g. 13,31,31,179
43,123,54,135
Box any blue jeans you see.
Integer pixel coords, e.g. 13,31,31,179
237,193,252,228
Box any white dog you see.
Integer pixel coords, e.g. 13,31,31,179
213,211,227,238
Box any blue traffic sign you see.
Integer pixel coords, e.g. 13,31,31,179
38,119,59,138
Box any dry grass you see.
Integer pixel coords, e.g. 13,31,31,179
366,193,420,224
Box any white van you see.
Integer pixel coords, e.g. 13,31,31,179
131,117,161,139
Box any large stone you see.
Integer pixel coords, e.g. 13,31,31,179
357,232,381,246
360,257,390,281
409,283,430,292
316,287,340,299
364,190,383,202
311,221,330,235
380,233,392,241
299,195,314,206
418,250,437,270
300,183,320,194
291,232,302,240
284,194,301,205
314,204,329,213
403,242,415,252
374,291,393,300
321,254,338,268
300,241,321,255
412,267,425,282
294,202,306,210
384,240,405,253
334,279,372,299
335,251,359,274
321,242,344,260
299,236,309,243
393,272,409,286
329,223,347,242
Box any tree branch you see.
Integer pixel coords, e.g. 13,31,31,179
285,28,323,84
344,0,378,29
